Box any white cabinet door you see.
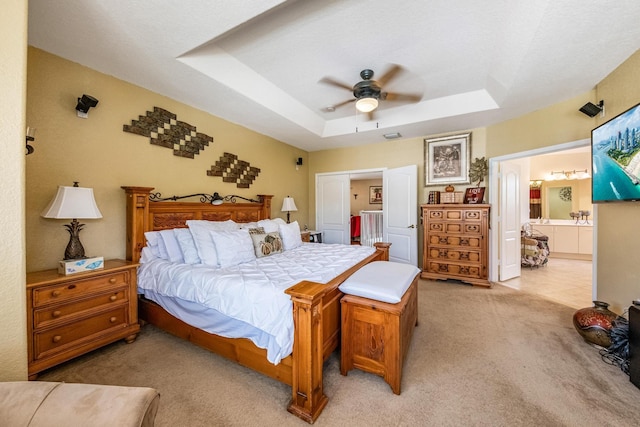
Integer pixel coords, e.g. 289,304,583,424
578,227,593,254
554,226,579,253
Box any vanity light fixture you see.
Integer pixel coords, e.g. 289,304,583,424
545,169,590,181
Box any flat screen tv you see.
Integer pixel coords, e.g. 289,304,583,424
591,101,640,203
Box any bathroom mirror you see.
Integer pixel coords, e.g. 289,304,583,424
532,179,592,220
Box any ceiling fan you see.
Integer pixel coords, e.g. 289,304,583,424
319,64,422,119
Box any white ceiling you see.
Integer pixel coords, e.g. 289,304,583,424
28,0,640,152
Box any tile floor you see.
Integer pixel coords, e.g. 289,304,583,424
498,257,593,310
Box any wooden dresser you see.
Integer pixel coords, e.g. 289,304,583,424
26,259,140,379
421,204,491,287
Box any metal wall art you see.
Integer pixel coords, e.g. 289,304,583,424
123,107,213,158
207,152,261,189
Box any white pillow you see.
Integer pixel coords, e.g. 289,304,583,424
209,229,256,268
144,231,162,259
339,261,421,303
256,219,279,233
272,218,286,225
279,221,303,251
185,220,238,266
238,221,259,230
159,229,184,263
186,219,239,231
174,228,200,264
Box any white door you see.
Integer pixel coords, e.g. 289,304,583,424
316,174,350,244
383,165,418,265
499,161,521,280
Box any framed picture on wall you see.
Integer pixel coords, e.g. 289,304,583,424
424,133,471,186
369,186,382,204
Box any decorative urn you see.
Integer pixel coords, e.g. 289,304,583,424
572,301,619,347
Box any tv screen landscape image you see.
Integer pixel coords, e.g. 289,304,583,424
591,101,640,203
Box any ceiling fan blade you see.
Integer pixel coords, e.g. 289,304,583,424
324,98,356,111
383,92,422,103
376,64,403,86
319,77,353,91
366,110,376,121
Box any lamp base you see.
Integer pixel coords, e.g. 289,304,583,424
64,219,86,260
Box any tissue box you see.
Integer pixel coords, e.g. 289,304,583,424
58,256,104,275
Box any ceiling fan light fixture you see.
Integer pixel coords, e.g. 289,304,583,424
356,97,378,113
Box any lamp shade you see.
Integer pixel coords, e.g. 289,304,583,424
356,97,378,113
41,186,103,219
281,196,298,212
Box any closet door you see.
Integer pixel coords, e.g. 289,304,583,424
316,173,350,244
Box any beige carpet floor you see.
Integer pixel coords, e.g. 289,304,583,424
40,280,640,426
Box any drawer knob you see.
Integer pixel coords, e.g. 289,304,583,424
51,290,61,297
109,278,117,284
52,310,61,318
110,317,117,323
109,295,117,302
52,335,62,343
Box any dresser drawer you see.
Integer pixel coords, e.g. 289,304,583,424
32,271,129,308
428,222,483,234
427,261,482,279
33,288,128,329
427,247,481,263
33,305,129,360
428,234,482,247
427,209,484,222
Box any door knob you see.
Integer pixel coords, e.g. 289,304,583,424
407,224,416,228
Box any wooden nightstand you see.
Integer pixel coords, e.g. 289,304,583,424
26,259,140,379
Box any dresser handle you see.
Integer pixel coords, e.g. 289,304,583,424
109,295,117,302
110,317,117,323
52,335,62,343
51,290,61,297
109,278,117,284
52,310,61,318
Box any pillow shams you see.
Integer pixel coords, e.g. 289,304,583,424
174,228,200,264
159,229,184,263
250,232,283,257
279,220,303,250
209,229,256,267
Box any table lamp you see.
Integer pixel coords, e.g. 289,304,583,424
41,183,103,260
281,196,298,224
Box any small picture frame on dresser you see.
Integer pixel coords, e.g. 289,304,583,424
464,187,485,204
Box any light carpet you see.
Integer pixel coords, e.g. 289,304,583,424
40,280,640,426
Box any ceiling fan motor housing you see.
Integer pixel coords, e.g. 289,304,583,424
353,71,381,100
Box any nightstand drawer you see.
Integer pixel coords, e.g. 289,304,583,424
33,288,128,329
33,305,129,359
32,271,129,307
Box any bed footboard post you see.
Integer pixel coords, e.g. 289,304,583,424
374,242,391,261
121,186,154,263
285,281,329,424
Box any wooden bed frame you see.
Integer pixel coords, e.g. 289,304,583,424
122,186,390,423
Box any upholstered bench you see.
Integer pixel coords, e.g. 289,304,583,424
339,261,420,394
0,381,160,426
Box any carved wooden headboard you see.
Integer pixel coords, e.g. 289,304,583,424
122,186,273,263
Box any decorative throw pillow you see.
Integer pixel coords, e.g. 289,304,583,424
279,220,303,251
209,229,256,268
248,227,265,235
250,232,284,258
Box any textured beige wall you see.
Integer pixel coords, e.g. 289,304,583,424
593,50,640,313
486,92,595,159
0,0,28,380
26,48,308,272
350,179,383,215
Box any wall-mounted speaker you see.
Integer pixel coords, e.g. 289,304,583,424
579,100,604,117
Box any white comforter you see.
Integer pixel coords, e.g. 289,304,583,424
137,243,376,363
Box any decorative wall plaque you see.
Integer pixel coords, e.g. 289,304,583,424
123,107,213,158
207,152,261,188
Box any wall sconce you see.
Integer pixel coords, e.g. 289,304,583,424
579,100,604,117
41,182,103,260
281,196,298,224
76,94,99,118
545,169,590,181
296,157,303,171
26,127,36,155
